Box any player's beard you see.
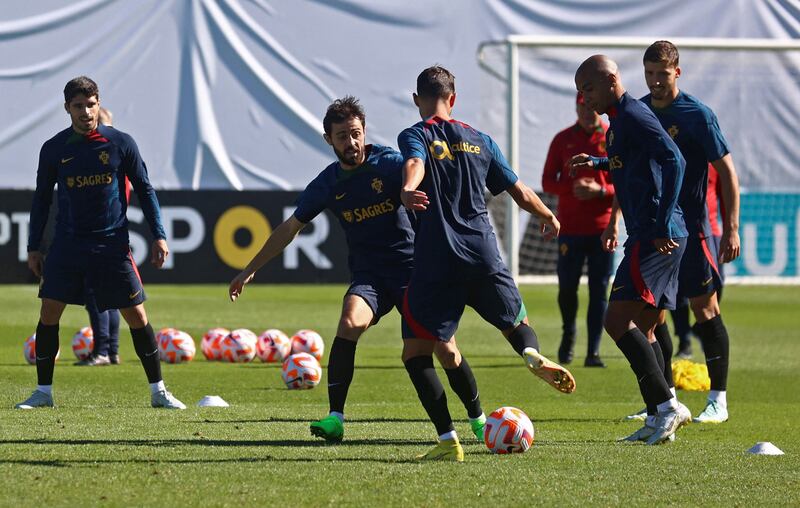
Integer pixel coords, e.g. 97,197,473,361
649,86,668,100
333,145,362,167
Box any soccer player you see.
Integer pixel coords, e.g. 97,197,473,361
542,92,615,367
16,76,184,409
399,65,575,462
569,55,690,444
229,96,487,444
638,41,740,424
77,107,123,367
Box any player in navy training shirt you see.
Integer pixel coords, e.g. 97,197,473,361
228,97,486,444
398,66,575,462
570,56,691,444
16,77,184,410
636,41,740,424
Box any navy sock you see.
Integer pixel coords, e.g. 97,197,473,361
327,337,357,415
404,355,454,435
131,323,162,384
694,315,730,391
506,323,540,356
444,356,482,419
35,322,59,386
616,328,671,409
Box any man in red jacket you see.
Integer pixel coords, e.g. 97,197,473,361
542,93,615,367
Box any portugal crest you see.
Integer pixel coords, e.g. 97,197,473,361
342,210,354,223
99,150,110,165
66,176,75,188
668,125,679,139
371,177,383,194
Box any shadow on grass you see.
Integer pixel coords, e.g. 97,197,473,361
195,417,434,424
0,437,432,448
0,456,420,467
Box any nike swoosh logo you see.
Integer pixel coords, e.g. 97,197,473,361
335,193,346,200
35,356,50,361
129,290,141,299
611,285,625,292
61,157,74,164
702,278,713,287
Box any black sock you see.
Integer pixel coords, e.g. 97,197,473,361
653,323,675,388
404,355,454,436
693,315,729,391
327,337,357,415
671,305,692,350
616,328,672,409
444,356,482,419
647,341,665,415
506,323,540,356
131,324,162,384
35,322,59,386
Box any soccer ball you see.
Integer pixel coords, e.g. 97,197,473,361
281,352,322,389
23,334,60,365
156,327,178,350
484,406,535,454
201,327,229,361
71,327,94,360
256,329,292,363
290,329,325,361
158,329,196,364
219,329,257,363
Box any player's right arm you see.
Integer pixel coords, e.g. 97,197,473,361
397,127,430,210
27,143,57,277
567,153,608,176
601,195,622,252
229,215,306,301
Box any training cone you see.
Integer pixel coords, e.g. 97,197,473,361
197,395,229,407
746,442,784,455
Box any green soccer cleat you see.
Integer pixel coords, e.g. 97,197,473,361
14,390,54,409
693,401,729,424
310,415,344,443
415,437,464,462
470,415,486,441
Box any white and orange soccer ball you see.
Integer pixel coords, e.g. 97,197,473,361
158,329,196,364
201,327,229,361
484,406,535,454
256,329,292,363
281,352,322,389
23,334,60,365
219,329,257,363
156,327,178,351
290,329,324,361
71,327,94,360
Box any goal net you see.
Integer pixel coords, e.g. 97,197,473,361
478,36,800,284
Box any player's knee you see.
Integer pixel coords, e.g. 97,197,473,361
337,315,369,339
39,299,65,325
120,304,148,329
433,344,461,369
690,295,719,322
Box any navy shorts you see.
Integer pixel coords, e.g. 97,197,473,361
346,270,410,325
677,234,723,299
609,238,686,310
401,266,527,341
39,237,146,312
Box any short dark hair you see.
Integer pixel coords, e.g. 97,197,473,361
416,65,455,100
64,76,99,103
323,96,365,135
643,40,679,67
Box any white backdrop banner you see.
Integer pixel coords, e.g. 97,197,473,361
1,0,798,191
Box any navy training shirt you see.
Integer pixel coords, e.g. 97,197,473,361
590,93,687,242
293,144,415,274
642,91,730,238
397,116,518,278
28,124,165,252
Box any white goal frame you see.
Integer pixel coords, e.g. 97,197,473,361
477,35,800,284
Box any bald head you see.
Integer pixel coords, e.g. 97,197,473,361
575,54,624,115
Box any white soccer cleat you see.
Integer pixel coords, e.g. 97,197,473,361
151,390,186,409
693,401,728,424
624,407,647,421
646,406,690,445
14,390,54,409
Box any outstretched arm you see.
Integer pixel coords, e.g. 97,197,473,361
229,215,306,301
506,181,560,241
401,157,429,210
711,154,740,263
601,195,621,252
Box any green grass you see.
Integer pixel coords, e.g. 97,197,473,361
0,284,797,507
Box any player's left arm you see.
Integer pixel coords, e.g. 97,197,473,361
483,133,559,240
397,127,429,210
121,134,168,268
710,154,740,263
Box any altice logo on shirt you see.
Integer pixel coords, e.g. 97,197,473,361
428,140,481,161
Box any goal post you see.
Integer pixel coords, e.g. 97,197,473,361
477,35,800,284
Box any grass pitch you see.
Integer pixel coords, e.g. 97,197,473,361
0,284,798,507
